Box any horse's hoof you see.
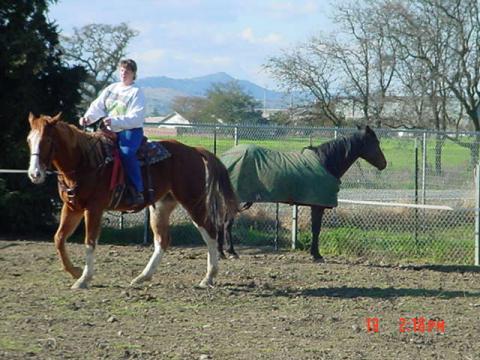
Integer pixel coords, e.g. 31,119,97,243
71,280,89,290
312,257,325,263
130,275,151,286
218,252,227,260
197,278,214,289
227,253,239,260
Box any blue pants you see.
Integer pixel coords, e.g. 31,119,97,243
118,128,144,192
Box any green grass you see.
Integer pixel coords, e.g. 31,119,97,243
95,216,474,265
71,225,146,245
295,225,474,264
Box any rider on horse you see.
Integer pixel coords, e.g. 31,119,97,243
80,59,146,205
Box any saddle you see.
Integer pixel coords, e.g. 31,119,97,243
99,129,171,209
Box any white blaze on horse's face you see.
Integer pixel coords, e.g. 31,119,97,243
27,129,46,184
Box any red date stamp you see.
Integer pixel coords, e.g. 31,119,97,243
365,317,445,334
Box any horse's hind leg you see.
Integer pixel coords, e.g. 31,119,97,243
217,218,238,260
225,218,238,259
131,195,177,285
310,206,325,262
71,208,103,289
195,224,219,288
217,225,227,260
55,204,84,279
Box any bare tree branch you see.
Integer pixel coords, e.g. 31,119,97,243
60,23,139,109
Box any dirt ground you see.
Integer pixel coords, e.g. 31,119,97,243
1,239,480,359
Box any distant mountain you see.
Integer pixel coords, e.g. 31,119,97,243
136,72,288,115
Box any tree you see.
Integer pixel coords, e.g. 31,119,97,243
0,0,86,233
331,0,397,127
386,0,480,168
172,81,265,125
61,22,138,107
265,43,345,126
171,96,208,123
203,81,265,124
265,1,398,128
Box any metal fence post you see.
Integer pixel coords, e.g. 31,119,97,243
291,205,298,250
414,139,419,246
422,132,427,205
234,126,239,146
475,163,480,266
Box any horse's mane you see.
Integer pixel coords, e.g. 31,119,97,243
306,132,362,158
55,121,107,169
304,132,365,177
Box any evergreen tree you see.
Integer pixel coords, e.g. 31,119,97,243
0,0,86,233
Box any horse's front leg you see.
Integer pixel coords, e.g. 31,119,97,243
310,206,325,262
71,208,103,289
131,197,177,286
54,204,84,279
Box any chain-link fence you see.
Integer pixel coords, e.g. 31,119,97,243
108,123,479,265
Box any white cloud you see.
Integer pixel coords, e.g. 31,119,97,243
135,49,166,63
240,27,283,45
241,27,255,42
262,33,283,45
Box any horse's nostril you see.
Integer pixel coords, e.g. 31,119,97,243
29,169,42,180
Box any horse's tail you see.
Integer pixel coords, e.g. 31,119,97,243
197,148,239,231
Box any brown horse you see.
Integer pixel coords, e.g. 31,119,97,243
27,113,238,289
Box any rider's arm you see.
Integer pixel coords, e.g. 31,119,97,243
81,86,111,125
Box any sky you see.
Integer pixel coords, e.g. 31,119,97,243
48,0,337,88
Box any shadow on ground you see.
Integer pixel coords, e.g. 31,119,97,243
228,284,480,299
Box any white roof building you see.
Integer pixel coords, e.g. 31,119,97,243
144,112,191,137
145,112,191,127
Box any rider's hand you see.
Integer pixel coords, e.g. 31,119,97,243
103,117,112,127
79,117,89,126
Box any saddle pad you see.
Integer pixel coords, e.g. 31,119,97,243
137,140,171,166
101,137,171,166
221,144,340,207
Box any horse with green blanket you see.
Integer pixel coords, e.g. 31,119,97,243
219,125,387,262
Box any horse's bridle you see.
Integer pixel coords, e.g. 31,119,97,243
31,125,56,171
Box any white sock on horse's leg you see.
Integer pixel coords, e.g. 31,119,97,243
71,245,95,289
130,239,164,285
195,225,219,288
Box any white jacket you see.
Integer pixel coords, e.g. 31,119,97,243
83,82,146,132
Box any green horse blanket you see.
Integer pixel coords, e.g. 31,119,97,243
220,144,340,207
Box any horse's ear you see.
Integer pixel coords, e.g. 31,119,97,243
28,112,35,126
48,112,62,124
